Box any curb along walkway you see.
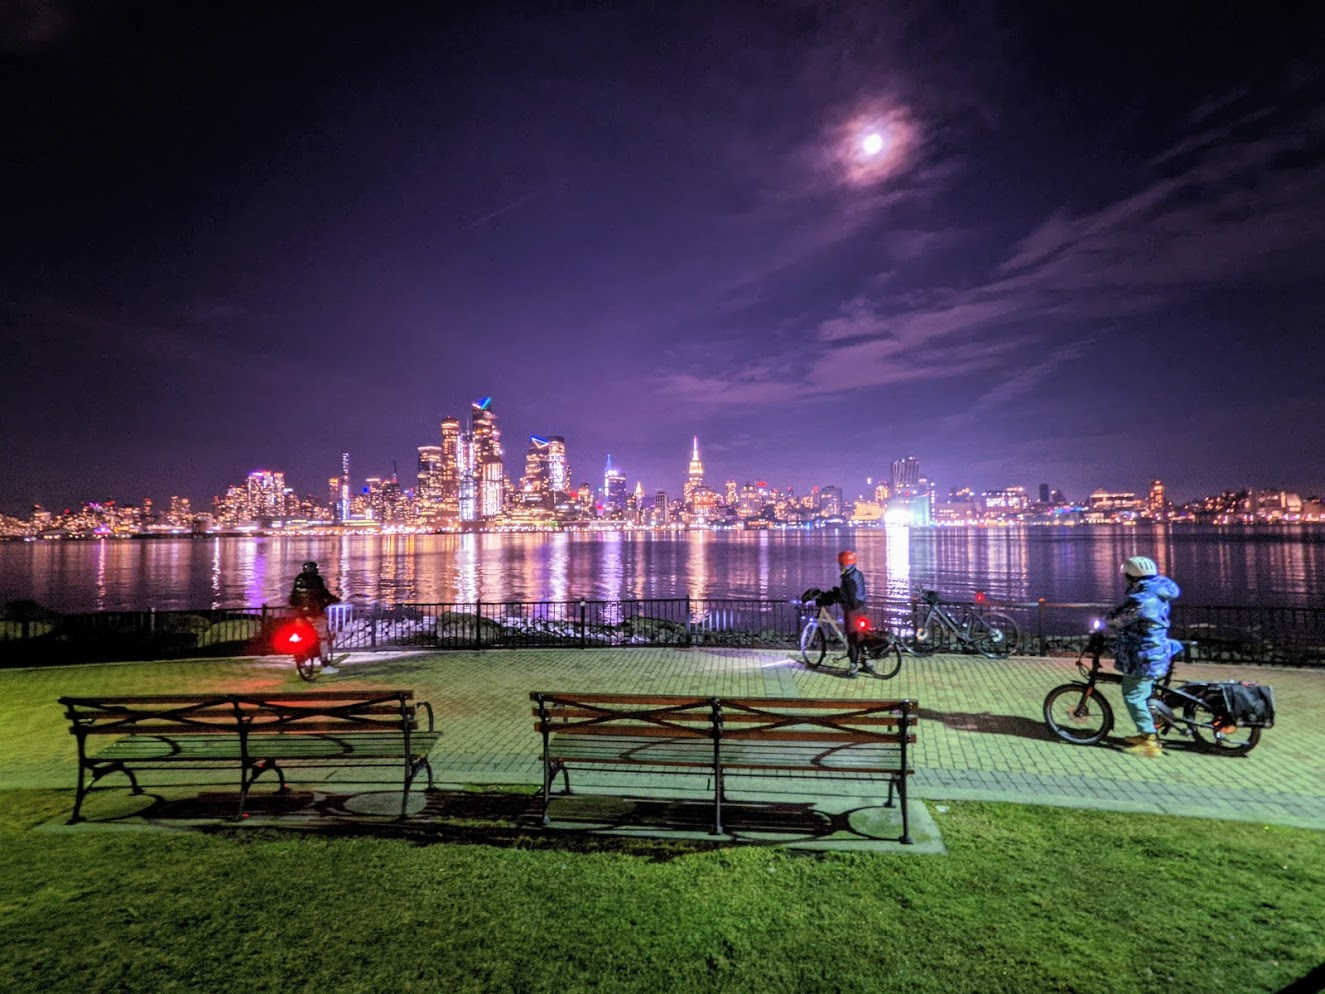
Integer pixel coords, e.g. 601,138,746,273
2,647,1322,830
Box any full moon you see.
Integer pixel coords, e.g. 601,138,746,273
862,132,885,156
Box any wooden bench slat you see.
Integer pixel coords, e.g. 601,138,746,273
92,732,442,762
532,693,913,711
534,707,912,727
79,720,422,736
61,691,413,706
548,735,908,772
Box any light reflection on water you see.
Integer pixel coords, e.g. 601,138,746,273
2,525,1322,612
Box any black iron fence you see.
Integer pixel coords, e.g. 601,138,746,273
1,596,1322,668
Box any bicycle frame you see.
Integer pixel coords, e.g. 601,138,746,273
802,604,851,655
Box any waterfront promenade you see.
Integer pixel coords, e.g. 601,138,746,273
3,647,1321,831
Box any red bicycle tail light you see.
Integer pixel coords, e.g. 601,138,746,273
975,591,986,604
274,619,316,653
856,617,871,631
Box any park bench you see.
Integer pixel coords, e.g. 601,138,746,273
59,690,438,823
530,693,919,843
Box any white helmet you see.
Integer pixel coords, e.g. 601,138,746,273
1121,555,1158,579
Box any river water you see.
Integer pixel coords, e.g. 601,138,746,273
2,525,1322,613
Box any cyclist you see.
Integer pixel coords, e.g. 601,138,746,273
1107,555,1183,758
288,561,341,674
824,550,870,678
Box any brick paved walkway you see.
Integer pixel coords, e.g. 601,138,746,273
4,647,1322,830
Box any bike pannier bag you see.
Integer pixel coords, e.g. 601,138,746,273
1213,682,1276,729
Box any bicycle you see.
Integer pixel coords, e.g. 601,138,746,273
793,591,903,678
906,589,1019,658
274,613,337,682
1042,624,1272,754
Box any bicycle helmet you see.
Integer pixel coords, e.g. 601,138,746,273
838,550,856,567
301,560,319,573
1121,555,1158,579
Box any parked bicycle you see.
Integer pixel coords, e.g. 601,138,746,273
906,589,1019,658
793,590,903,678
1042,622,1275,754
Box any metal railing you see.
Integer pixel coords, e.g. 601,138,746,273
1,596,1321,667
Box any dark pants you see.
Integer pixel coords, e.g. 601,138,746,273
844,607,867,668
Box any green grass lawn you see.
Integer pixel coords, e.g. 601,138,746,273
1,789,1321,994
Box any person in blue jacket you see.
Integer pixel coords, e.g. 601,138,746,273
1107,555,1184,758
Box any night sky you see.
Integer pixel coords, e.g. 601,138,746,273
3,1,1324,514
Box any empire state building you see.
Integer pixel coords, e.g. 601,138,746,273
684,436,704,507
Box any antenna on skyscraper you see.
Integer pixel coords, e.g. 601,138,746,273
392,460,399,483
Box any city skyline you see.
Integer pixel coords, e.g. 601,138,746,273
3,5,1324,512
5,411,1321,534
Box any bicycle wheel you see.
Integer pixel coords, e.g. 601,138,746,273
1182,696,1261,755
295,652,317,682
800,625,828,667
970,612,1019,658
863,635,903,679
1043,683,1114,744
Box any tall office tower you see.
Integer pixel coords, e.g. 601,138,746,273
457,430,477,522
655,489,669,525
684,436,704,507
737,483,760,519
818,485,843,518
328,477,341,512
338,452,351,523
603,454,628,517
439,417,462,513
724,480,737,505
891,456,922,492
546,436,569,494
471,397,504,518
417,445,443,515
1039,483,1051,504
1147,479,1167,521
522,436,554,508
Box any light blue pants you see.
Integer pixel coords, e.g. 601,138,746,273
1121,674,1156,734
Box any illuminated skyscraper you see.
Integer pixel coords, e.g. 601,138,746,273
891,456,922,492
523,436,551,506
417,445,443,516
603,454,628,517
440,417,462,513
1147,479,1168,521
245,470,286,521
470,397,504,519
684,436,704,507
546,436,569,493
457,430,477,522
338,452,351,523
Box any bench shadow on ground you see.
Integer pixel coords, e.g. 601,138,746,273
61,787,938,859
920,707,1059,742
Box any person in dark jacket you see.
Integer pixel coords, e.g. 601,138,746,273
828,550,870,678
1107,555,1183,758
288,561,341,673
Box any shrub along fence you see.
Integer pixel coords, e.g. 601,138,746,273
1,596,1321,668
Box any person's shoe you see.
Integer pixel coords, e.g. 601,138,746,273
844,668,858,679
1118,733,1151,747
319,665,339,676
861,663,878,676
1122,734,1163,758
